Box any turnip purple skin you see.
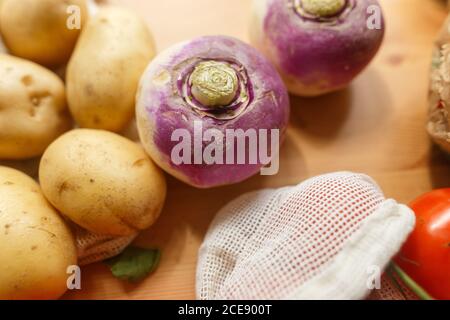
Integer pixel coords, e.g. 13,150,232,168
136,36,290,188
250,0,385,96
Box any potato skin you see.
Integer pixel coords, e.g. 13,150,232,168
39,129,167,236
0,54,71,160
66,6,156,132
0,166,77,300
0,0,88,67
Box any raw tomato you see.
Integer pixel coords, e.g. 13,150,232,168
395,189,450,300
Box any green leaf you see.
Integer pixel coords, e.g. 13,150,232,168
105,247,161,283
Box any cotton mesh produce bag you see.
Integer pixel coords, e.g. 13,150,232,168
197,172,416,300
73,225,138,266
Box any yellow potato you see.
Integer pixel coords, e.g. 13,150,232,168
39,129,167,236
0,54,71,160
0,166,77,300
0,0,88,67
66,6,156,132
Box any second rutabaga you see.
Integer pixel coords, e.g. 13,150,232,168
136,35,290,188
250,0,385,96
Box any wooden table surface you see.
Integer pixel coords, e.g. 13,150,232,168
5,0,450,300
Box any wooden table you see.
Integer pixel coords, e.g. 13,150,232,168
8,0,450,300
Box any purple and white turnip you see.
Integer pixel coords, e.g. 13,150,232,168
250,0,385,96
136,36,290,188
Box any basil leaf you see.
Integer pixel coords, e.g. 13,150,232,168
105,247,161,283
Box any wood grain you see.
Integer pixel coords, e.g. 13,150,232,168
9,0,450,300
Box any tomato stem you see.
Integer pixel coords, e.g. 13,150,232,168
389,263,434,300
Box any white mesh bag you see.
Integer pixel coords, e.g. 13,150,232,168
197,172,416,300
74,225,138,266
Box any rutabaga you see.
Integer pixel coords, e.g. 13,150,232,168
250,0,385,96
136,36,290,188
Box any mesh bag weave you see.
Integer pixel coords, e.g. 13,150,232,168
197,172,416,300
368,273,419,300
73,224,138,266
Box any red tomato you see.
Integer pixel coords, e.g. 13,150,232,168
395,189,450,300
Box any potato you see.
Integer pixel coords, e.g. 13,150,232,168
0,166,77,300
39,129,167,236
0,0,88,67
0,54,71,160
66,6,156,132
